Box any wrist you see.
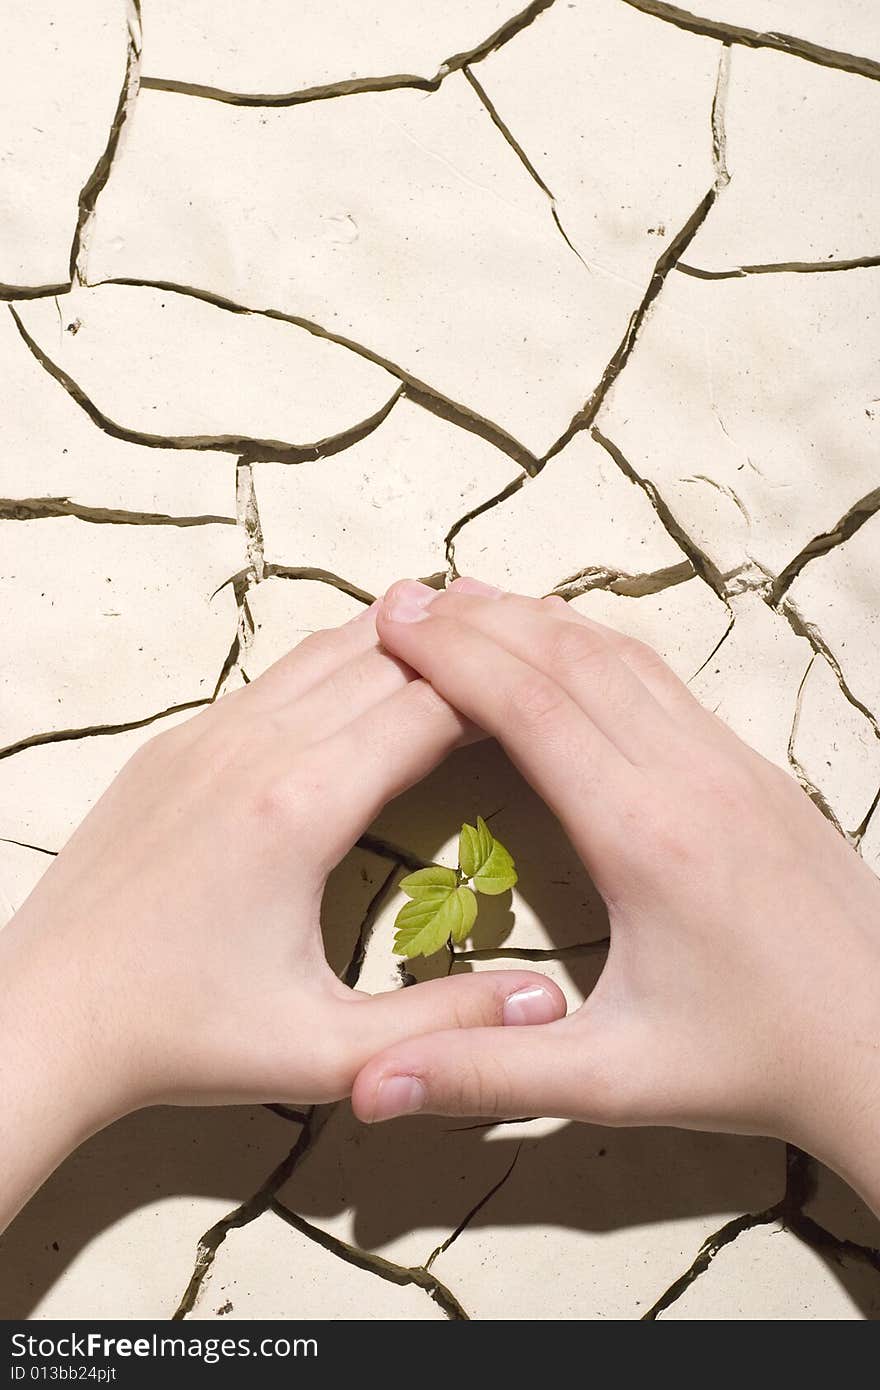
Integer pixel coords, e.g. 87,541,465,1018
796,1064,880,1216
0,902,138,1230
782,995,880,1217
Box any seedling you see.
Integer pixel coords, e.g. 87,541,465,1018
393,816,518,959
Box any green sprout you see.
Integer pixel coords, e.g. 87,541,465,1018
393,816,518,960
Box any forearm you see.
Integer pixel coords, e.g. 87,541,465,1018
0,906,130,1233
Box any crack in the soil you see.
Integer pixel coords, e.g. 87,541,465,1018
445,472,530,580
138,0,558,109
264,1104,310,1126
87,279,538,472
1,282,72,302
453,940,609,962
0,698,210,765
400,384,538,474
644,1208,780,1318
619,0,880,82
586,425,879,829
769,486,880,605
855,783,880,848
643,1146,880,1318
777,597,880,740
0,586,242,764
711,42,731,184
236,461,266,582
590,427,731,604
138,71,439,106
0,497,235,528
339,863,402,991
543,45,731,463
70,0,143,285
268,1198,469,1320
8,302,404,465
261,565,375,607
424,1146,524,1272
445,1117,537,1132
170,847,418,1319
684,470,751,527
172,1106,335,1319
462,67,588,271
221,464,262,686
587,429,880,747
549,559,695,601
356,833,432,874
678,255,880,280
0,836,57,858
786,654,849,837
545,186,719,459
686,608,735,684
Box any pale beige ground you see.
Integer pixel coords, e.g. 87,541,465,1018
2,0,880,1321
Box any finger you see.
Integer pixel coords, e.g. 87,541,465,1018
431,584,677,763
455,581,711,728
351,1013,620,1123
334,970,566,1079
537,591,708,721
284,644,414,747
372,582,637,875
235,600,383,712
301,677,474,866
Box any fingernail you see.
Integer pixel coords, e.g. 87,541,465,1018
370,1075,426,1122
503,985,558,1026
451,576,503,598
382,580,439,624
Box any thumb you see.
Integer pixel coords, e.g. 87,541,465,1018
335,970,565,1089
351,1012,588,1124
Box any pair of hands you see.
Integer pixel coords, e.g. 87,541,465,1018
3,577,880,1230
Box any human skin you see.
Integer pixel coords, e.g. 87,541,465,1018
0,605,563,1234
352,578,880,1217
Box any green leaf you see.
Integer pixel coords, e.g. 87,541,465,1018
474,840,517,895
399,866,457,899
448,885,478,943
459,816,518,896
393,885,478,958
458,818,490,880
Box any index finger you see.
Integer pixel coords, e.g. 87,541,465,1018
374,581,639,883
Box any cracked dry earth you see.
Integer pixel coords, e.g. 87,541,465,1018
2,0,880,1324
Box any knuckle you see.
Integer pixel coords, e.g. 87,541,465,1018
453,1052,512,1117
617,633,668,679
296,626,344,661
124,732,166,772
638,756,763,867
506,670,569,733
638,795,696,869
545,622,608,676
246,773,309,837
403,677,448,719
697,757,760,817
124,720,191,773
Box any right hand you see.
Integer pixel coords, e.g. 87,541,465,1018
352,579,880,1213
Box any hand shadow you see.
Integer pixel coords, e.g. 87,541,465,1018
1,740,878,1319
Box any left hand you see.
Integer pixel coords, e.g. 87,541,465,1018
0,601,563,1229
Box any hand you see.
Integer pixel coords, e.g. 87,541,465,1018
0,603,563,1229
352,579,880,1214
